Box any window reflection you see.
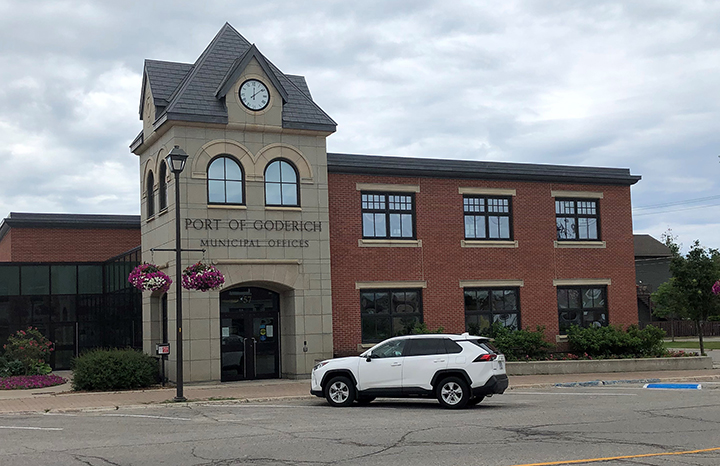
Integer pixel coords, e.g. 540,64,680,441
265,160,299,206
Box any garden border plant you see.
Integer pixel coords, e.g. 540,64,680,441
72,348,159,391
470,322,695,361
0,328,66,390
2,327,54,376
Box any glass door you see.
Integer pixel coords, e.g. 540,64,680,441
52,323,77,370
220,287,280,382
252,316,278,378
221,316,247,380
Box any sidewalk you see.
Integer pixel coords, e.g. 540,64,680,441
1,368,718,414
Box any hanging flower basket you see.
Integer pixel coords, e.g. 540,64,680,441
128,263,172,293
182,262,225,292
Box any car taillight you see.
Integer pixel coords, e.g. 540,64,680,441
473,353,497,362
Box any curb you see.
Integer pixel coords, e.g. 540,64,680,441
508,374,720,390
553,378,660,387
7,395,316,415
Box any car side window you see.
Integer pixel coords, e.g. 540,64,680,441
444,339,463,354
405,338,447,357
370,339,407,358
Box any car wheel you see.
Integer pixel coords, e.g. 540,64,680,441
356,396,376,405
468,395,485,406
436,376,470,409
325,376,355,407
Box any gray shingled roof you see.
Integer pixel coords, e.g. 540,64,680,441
139,23,336,132
143,60,193,107
634,234,673,258
286,75,312,99
327,153,642,185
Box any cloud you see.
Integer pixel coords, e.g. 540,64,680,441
0,0,719,250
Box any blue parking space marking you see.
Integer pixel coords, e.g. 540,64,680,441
643,383,702,390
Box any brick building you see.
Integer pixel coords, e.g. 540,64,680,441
327,154,640,355
0,213,142,368
0,213,140,262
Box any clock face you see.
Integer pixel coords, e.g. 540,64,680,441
239,79,270,111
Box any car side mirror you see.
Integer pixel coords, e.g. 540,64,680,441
366,356,372,362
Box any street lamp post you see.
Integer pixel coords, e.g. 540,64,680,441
166,145,189,402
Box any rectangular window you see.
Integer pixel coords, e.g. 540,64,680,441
361,289,422,343
464,288,520,335
0,266,20,296
78,266,103,294
51,265,77,295
21,266,50,295
463,196,512,240
361,192,415,239
557,286,607,334
556,199,599,240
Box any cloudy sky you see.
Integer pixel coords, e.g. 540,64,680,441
1,0,719,250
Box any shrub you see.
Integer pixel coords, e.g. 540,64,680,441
0,357,25,377
488,324,553,361
27,361,52,376
566,325,666,358
72,349,158,391
3,327,54,373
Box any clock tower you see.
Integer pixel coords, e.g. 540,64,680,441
131,23,337,383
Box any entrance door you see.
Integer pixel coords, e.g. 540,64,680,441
220,287,280,382
52,323,77,370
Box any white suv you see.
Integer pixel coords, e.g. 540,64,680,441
311,333,508,409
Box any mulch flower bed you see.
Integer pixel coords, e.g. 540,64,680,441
0,374,67,390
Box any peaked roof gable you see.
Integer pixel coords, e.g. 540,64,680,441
136,22,336,133
215,44,289,103
162,23,251,124
634,234,673,258
139,60,193,118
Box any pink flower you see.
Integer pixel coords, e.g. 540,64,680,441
712,280,720,295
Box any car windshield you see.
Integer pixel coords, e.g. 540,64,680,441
370,339,406,358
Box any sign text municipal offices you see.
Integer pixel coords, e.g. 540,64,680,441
186,218,322,248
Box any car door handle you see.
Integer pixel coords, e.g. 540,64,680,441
433,359,446,363
391,363,402,367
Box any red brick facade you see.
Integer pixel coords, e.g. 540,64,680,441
0,229,11,262
328,173,637,356
0,227,140,262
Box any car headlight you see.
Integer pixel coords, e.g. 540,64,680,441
313,361,329,371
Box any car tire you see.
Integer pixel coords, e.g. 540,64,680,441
356,396,376,405
324,376,355,407
468,395,485,406
436,376,470,409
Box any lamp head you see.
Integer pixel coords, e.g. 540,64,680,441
166,145,189,174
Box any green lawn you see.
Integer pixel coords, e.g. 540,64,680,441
664,341,720,350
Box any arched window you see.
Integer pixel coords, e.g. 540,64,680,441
146,171,155,218
265,159,299,206
158,162,168,211
207,156,244,204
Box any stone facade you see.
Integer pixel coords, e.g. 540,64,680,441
134,26,336,382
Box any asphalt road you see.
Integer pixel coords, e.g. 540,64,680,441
0,385,718,466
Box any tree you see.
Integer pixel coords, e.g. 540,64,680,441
667,240,720,355
651,279,688,341
651,230,685,341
